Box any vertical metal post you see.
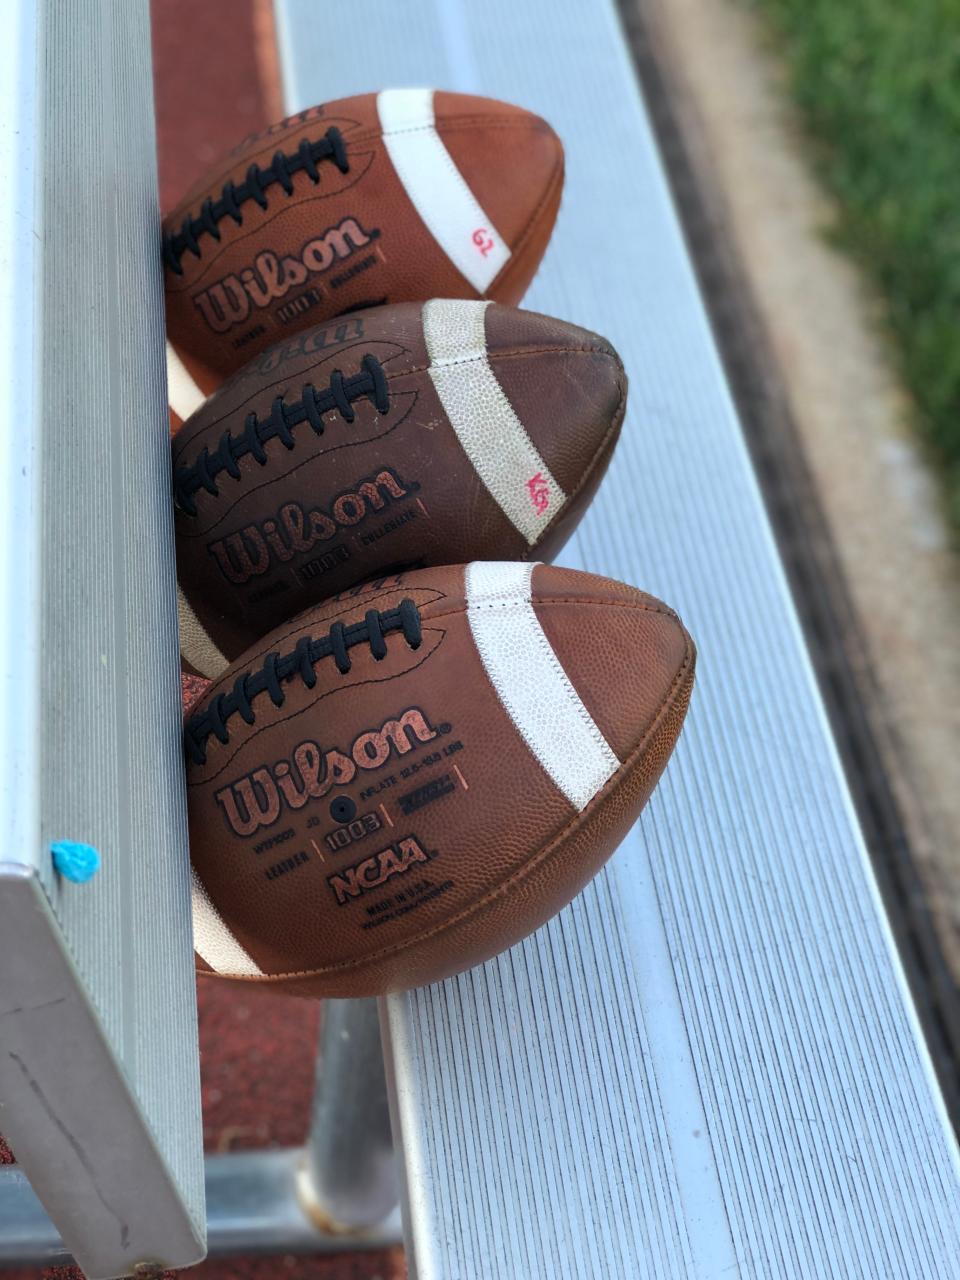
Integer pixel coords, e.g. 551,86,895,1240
298,998,399,1233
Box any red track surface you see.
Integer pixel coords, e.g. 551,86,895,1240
1,5,405,1276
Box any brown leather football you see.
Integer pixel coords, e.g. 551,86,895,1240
186,562,695,998
162,90,564,379
174,299,627,678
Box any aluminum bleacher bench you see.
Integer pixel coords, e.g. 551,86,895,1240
2,0,959,1276
0,0,205,1274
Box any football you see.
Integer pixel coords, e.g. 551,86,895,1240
174,298,627,678
186,561,695,998
168,340,217,435
162,90,564,378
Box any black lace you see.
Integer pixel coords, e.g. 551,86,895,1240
185,600,423,766
163,128,350,275
174,355,389,515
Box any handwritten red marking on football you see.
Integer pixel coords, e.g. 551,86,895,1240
472,228,494,257
526,472,550,515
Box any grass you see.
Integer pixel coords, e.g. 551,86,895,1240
746,0,960,522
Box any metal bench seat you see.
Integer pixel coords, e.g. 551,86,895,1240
1,0,957,1276
277,1,960,1275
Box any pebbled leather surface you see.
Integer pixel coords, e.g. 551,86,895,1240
173,301,626,661
535,591,693,761
163,91,564,376
186,562,695,997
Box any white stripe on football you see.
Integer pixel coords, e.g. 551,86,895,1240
377,88,512,293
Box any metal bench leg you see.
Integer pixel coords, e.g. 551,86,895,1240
297,997,399,1233
0,997,404,1263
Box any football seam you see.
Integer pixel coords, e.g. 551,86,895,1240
170,339,410,453
174,343,619,491
173,344,618,461
529,363,628,552
163,158,379,290
163,112,368,220
188,587,448,687
199,613,695,982
175,394,421,536
190,592,682,720
304,116,557,150
187,629,446,783
187,596,683,781
163,116,556,249
415,342,614,373
490,144,565,289
341,116,560,150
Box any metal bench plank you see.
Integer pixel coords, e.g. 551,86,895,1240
277,2,960,1276
0,2,204,1275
